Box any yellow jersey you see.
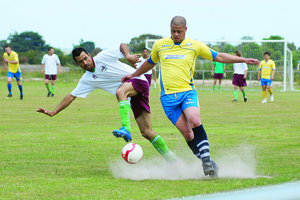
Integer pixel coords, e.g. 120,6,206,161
3,50,20,73
148,37,218,95
259,59,275,79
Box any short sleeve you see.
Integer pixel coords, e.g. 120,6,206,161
97,44,124,61
41,55,45,64
148,41,160,64
13,52,19,61
55,55,60,64
272,61,276,70
259,62,262,70
71,78,96,98
196,41,218,61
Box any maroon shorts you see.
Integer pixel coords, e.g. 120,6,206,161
232,74,247,87
214,73,223,80
45,74,57,80
125,78,150,119
144,74,152,85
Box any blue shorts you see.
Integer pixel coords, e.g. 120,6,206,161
7,71,21,81
160,90,199,125
261,78,272,86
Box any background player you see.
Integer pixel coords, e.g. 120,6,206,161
232,51,248,102
36,43,177,163
41,47,62,97
3,45,23,100
258,51,276,103
135,48,156,85
211,61,225,93
122,16,259,177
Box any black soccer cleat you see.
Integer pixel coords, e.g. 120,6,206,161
47,92,51,97
232,99,238,102
7,94,12,99
20,94,23,100
244,96,247,102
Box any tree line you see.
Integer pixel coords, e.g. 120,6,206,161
0,31,299,69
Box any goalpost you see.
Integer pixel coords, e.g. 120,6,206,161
146,39,294,91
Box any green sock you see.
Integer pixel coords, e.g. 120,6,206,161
234,90,238,100
242,90,246,97
51,86,55,94
151,135,177,163
46,84,51,92
218,85,221,91
212,85,215,91
119,100,131,132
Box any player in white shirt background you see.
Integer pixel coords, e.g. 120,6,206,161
36,43,177,163
232,51,248,102
41,47,62,97
135,48,156,86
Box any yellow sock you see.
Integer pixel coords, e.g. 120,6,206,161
262,91,267,99
268,88,273,95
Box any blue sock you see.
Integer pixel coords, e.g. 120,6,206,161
18,84,23,95
192,125,211,162
7,84,12,95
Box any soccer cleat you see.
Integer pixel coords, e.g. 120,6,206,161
51,94,54,97
232,99,238,102
244,96,247,102
270,95,274,102
261,99,267,103
20,95,23,100
7,94,12,99
202,160,219,178
47,92,51,97
112,126,132,142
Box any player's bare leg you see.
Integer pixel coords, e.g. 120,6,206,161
136,110,177,163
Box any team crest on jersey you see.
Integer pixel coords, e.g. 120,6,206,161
92,74,98,79
186,43,192,47
101,65,107,72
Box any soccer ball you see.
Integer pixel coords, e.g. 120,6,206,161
122,143,143,164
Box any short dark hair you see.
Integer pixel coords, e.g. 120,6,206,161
72,48,88,63
171,16,186,27
264,51,270,56
235,50,241,57
48,47,54,51
4,45,10,48
142,48,148,51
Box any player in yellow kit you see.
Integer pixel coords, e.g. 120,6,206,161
3,45,23,100
258,52,276,103
121,16,259,177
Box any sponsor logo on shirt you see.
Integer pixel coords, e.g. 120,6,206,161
162,45,172,47
92,74,98,79
165,55,186,59
101,65,107,72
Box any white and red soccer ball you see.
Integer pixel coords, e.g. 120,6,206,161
122,143,143,164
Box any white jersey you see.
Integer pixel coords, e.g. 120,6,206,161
233,63,248,75
71,45,147,98
136,57,154,75
41,54,60,75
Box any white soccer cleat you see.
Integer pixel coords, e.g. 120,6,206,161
261,99,267,103
270,95,274,102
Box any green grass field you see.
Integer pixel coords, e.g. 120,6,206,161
0,81,299,199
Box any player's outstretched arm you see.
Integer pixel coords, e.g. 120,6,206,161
215,53,259,65
36,93,76,117
121,60,155,82
120,43,141,67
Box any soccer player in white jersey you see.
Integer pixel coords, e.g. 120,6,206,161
122,16,259,177
36,43,177,163
41,47,62,97
232,51,248,102
136,48,156,85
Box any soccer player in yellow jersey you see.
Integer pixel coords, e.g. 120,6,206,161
258,52,276,103
3,45,23,100
122,16,259,177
